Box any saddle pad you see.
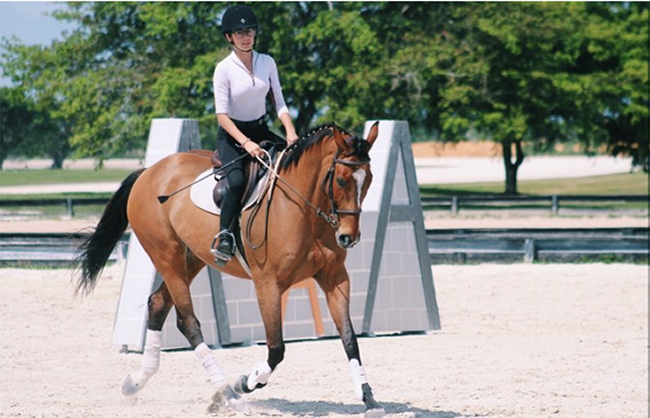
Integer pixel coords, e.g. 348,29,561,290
190,168,271,216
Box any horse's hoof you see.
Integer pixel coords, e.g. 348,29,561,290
121,374,143,397
365,407,386,418
233,373,269,395
232,375,250,394
208,383,247,414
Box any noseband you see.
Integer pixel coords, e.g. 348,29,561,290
321,137,371,228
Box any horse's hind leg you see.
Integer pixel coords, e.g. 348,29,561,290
154,254,230,389
122,283,173,396
121,246,229,399
157,253,245,411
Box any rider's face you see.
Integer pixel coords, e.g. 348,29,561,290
227,28,256,51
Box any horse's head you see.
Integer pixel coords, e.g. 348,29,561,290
327,121,379,249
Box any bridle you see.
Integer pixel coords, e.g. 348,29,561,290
321,142,371,226
252,136,370,230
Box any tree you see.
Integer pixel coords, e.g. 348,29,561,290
574,2,649,172
427,3,596,194
14,110,72,169
243,2,390,133
2,2,389,157
2,3,229,161
0,87,32,169
0,42,75,168
1,2,646,187
430,3,648,193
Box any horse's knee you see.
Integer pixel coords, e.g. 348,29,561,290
227,172,246,197
176,312,203,347
268,343,285,370
176,312,200,333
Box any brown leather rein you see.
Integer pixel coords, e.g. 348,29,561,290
245,139,370,250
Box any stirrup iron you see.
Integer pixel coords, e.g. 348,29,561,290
211,230,236,266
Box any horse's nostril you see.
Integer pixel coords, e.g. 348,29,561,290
338,235,352,248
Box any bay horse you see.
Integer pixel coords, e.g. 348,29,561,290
74,122,385,417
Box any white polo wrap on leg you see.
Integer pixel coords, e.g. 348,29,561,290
141,329,162,375
195,343,227,386
121,330,162,396
349,359,368,401
246,361,273,390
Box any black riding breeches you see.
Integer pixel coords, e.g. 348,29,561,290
216,121,284,232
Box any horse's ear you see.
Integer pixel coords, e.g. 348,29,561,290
332,125,349,152
365,121,379,149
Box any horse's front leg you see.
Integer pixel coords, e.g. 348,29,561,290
320,270,385,418
232,280,284,394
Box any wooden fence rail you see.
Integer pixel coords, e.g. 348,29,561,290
420,194,648,214
426,227,648,264
0,233,129,265
0,197,109,218
0,195,647,217
1,229,647,266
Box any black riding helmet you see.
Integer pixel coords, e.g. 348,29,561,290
221,5,259,35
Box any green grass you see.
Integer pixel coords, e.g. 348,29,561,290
0,192,113,200
0,169,647,214
2,167,645,196
420,172,648,196
419,172,648,212
0,168,134,187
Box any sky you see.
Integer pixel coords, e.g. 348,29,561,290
0,1,77,86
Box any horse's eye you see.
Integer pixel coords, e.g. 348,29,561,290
336,177,346,187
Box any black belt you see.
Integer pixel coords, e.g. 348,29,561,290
231,116,266,130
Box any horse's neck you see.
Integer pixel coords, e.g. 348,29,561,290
280,141,336,207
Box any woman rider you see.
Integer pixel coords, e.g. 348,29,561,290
211,4,299,264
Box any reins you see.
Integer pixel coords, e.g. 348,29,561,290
159,131,371,253
244,149,285,250
246,137,371,250
251,150,342,229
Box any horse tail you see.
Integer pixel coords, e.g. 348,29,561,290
74,168,145,296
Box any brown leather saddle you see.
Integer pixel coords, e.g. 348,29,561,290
210,140,280,209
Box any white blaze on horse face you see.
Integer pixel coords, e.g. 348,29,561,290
352,168,366,207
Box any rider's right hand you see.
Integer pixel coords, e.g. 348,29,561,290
243,140,263,158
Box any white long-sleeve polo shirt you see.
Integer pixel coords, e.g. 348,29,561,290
213,51,289,122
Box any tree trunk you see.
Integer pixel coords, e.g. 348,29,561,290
51,157,64,169
502,138,525,195
50,142,70,169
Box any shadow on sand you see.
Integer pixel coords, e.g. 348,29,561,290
248,398,465,417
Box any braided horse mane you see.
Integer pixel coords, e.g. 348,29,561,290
281,123,370,170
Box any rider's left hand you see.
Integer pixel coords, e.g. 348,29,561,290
286,133,299,146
